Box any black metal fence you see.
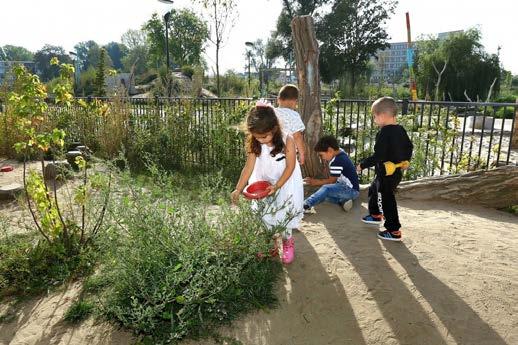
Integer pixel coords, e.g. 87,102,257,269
320,99,517,181
2,96,517,181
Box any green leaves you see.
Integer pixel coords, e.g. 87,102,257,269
26,171,63,239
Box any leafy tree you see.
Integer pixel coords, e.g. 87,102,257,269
121,29,147,51
0,45,34,61
94,48,107,97
317,0,396,94
415,29,502,101
197,0,239,96
104,42,128,71
74,41,99,71
268,0,330,62
142,13,165,70
245,39,278,93
74,41,112,72
168,9,209,66
121,29,149,76
34,45,72,82
78,67,97,96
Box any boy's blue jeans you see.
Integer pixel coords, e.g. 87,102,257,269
304,183,359,208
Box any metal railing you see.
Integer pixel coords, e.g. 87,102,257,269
2,96,516,180
321,99,517,181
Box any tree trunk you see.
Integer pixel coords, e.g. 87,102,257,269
291,15,323,178
432,60,448,101
395,166,518,208
216,43,220,96
350,71,356,96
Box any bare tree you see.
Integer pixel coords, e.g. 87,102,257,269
432,59,448,101
199,0,238,96
485,77,498,102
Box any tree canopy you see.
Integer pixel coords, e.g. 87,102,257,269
0,45,34,61
415,29,502,101
317,0,396,92
34,45,72,82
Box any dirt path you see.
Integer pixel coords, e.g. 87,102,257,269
1,198,517,345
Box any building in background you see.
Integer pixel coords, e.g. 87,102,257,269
370,30,463,83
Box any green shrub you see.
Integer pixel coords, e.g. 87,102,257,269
99,174,282,342
181,65,195,79
0,232,96,298
64,300,94,323
494,106,515,119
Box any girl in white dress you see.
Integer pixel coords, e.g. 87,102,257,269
231,101,304,264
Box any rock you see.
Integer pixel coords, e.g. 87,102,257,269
465,115,495,130
0,183,23,200
67,142,82,151
75,145,92,160
44,161,72,180
66,151,83,170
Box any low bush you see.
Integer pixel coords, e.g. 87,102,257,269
98,171,282,343
0,231,96,297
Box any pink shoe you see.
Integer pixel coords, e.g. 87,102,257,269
281,237,295,264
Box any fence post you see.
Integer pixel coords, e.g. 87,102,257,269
512,99,518,149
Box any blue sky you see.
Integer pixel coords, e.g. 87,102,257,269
2,0,517,74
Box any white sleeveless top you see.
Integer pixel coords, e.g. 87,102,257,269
248,133,304,229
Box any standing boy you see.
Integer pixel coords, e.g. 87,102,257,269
275,84,306,165
357,97,413,241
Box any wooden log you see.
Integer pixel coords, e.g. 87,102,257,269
291,15,323,178
396,165,518,208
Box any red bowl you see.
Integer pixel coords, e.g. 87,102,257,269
0,165,13,172
243,180,272,200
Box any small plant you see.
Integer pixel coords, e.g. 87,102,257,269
0,61,112,298
64,299,94,323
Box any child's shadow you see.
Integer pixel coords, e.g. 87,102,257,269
322,202,507,345
383,241,508,345
219,233,368,345
321,203,449,345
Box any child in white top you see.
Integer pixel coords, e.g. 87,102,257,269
274,84,306,165
231,101,304,264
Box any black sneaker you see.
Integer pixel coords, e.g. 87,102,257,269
377,230,402,241
361,214,383,225
303,204,316,214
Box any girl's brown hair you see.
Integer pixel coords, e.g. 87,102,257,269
246,106,284,157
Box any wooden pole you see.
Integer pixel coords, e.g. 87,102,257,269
291,15,323,177
406,12,418,101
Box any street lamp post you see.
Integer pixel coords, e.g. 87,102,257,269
158,0,174,73
259,63,265,97
69,51,79,93
158,0,174,97
245,41,254,90
164,11,171,72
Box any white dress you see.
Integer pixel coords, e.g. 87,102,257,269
248,134,304,229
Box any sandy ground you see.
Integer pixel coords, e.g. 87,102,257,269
1,195,517,345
